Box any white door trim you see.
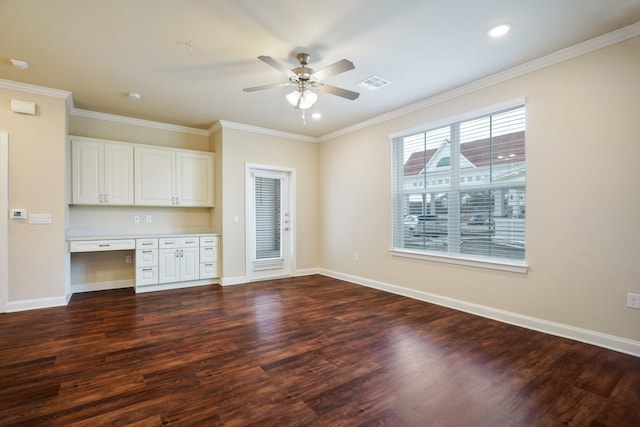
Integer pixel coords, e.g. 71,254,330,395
245,163,296,281
0,132,9,312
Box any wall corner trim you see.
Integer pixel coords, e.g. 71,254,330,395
217,120,319,143
0,79,72,100
319,21,640,142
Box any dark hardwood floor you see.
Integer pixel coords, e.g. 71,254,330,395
1,275,639,426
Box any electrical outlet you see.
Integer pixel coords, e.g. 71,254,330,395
627,293,640,309
125,255,132,264
146,214,152,223
354,252,359,262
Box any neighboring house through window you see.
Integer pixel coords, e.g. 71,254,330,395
392,103,526,270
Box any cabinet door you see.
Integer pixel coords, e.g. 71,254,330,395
159,248,180,283
104,143,134,205
176,151,214,207
71,139,104,204
180,246,200,281
135,147,175,206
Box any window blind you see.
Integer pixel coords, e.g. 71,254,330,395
254,176,282,261
392,105,526,262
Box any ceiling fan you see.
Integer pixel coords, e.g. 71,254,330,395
243,53,359,109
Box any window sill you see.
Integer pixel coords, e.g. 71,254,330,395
389,248,528,274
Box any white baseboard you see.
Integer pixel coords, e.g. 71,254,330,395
295,268,320,277
135,278,218,293
221,269,318,286
6,295,68,312
319,269,640,358
71,279,134,294
220,276,248,286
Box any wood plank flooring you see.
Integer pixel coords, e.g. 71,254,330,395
1,275,639,426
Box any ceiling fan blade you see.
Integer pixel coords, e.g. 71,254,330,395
257,55,297,79
312,59,355,81
318,84,360,100
243,82,291,92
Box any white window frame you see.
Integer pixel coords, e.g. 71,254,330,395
390,99,528,273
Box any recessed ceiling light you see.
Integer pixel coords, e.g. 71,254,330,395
10,58,29,70
312,113,322,120
128,92,142,100
488,24,511,38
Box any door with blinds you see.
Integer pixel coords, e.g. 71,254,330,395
246,166,293,281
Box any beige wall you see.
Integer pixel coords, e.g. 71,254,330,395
219,127,319,280
0,87,68,303
319,36,640,342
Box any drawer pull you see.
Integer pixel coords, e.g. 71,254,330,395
142,268,153,271
142,242,153,246
185,240,194,244
142,250,153,254
98,244,110,247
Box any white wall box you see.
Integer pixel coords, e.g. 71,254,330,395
135,146,214,207
71,137,134,205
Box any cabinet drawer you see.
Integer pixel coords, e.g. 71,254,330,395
136,238,158,249
136,249,158,267
200,246,218,263
69,239,135,253
200,262,218,279
178,237,199,247
136,266,159,286
200,235,218,246
159,237,199,248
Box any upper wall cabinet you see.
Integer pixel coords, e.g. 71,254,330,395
71,137,134,205
134,146,214,207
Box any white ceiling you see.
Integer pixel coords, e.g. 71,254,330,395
1,0,640,137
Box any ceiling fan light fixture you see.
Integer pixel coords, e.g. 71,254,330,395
287,89,317,109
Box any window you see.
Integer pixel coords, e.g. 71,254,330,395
255,175,282,260
392,104,526,268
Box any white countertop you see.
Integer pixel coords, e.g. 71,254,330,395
66,228,219,241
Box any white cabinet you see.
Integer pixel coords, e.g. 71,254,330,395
158,237,200,283
71,138,134,205
135,146,214,207
135,238,159,287
199,235,219,279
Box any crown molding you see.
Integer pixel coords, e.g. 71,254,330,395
69,108,209,136
216,120,319,143
320,21,640,142
0,79,71,100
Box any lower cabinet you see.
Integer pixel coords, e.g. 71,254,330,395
135,234,219,290
159,237,199,283
135,238,159,286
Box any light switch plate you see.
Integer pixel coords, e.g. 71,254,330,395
29,213,52,224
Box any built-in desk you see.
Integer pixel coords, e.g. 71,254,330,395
67,232,219,294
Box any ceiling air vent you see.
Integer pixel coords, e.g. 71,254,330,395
357,75,390,91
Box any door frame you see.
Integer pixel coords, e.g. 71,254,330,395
0,132,9,312
245,163,296,281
